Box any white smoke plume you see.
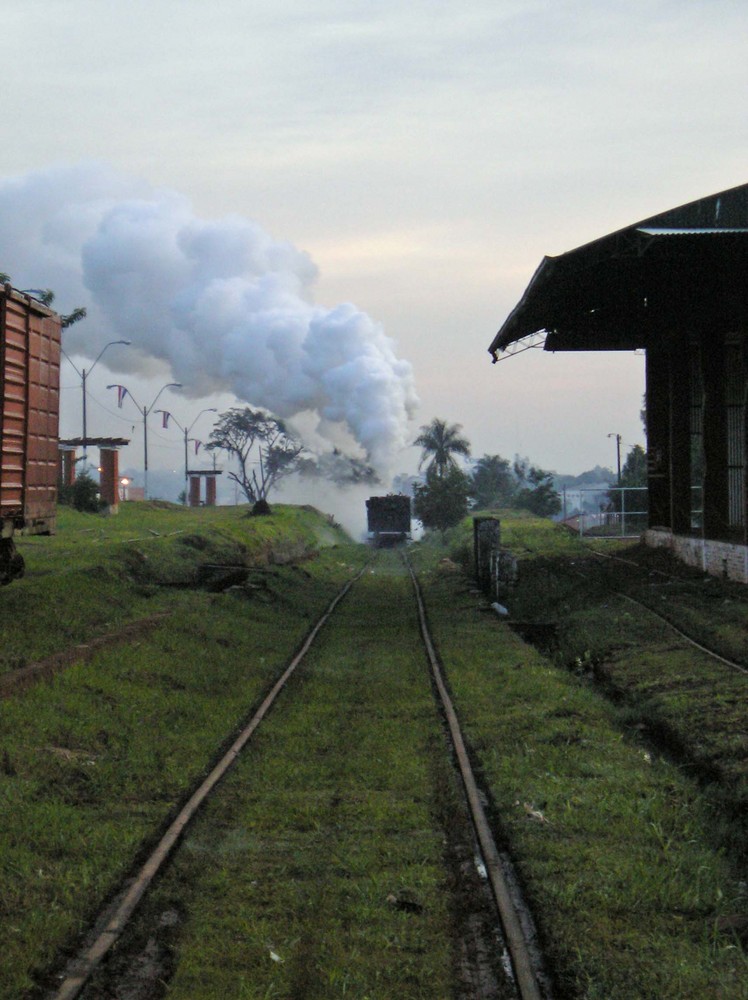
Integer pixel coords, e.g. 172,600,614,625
0,162,418,472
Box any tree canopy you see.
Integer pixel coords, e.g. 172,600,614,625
413,465,472,533
469,453,561,517
414,418,470,479
512,458,562,517
0,277,87,328
207,407,303,508
620,444,647,488
607,443,647,513
471,454,516,510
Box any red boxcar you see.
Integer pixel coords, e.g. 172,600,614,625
0,284,61,583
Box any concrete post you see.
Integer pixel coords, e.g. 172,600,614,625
99,448,119,513
58,448,76,488
189,475,201,507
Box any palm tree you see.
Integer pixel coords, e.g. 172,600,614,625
414,418,471,479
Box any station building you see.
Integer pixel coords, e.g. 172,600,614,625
489,183,748,582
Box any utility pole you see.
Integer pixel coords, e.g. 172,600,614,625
608,432,622,486
155,407,217,503
61,340,130,463
108,382,182,498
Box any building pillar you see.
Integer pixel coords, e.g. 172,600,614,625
669,341,691,534
725,332,747,542
646,346,672,529
99,448,120,513
205,476,217,506
701,329,729,540
189,475,201,507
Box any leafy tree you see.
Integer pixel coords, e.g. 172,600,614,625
414,418,470,479
413,465,472,533
0,279,87,328
513,458,561,517
58,471,105,513
608,444,648,513
207,407,303,508
296,449,379,485
471,454,517,509
620,444,647,488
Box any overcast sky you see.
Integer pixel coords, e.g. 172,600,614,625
2,0,747,485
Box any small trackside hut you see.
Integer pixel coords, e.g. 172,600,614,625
489,184,748,582
0,285,62,583
366,495,412,547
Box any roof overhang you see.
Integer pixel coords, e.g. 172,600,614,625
490,184,748,361
59,437,131,448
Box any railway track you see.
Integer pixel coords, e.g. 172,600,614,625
407,557,548,1000
511,536,748,677
581,546,748,675
47,552,550,1000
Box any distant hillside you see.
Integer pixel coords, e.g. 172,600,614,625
553,465,614,490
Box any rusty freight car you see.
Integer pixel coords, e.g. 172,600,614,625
366,494,411,547
0,284,62,583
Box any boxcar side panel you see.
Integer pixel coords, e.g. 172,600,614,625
0,295,26,522
25,311,60,531
0,290,61,534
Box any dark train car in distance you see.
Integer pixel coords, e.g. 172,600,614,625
366,494,411,546
0,284,62,583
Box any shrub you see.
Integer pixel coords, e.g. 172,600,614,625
58,472,106,513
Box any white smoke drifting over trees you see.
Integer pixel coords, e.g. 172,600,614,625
0,163,418,472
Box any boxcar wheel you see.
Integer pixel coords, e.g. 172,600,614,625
0,538,24,585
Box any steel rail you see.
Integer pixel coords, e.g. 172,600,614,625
405,557,547,1000
572,552,748,675
49,566,366,1000
615,591,748,676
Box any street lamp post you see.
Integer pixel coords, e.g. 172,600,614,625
61,340,131,463
107,382,182,499
155,407,218,503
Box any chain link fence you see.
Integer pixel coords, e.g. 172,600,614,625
561,486,648,538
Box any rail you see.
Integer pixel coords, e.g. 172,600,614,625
406,555,547,1000
49,567,365,1000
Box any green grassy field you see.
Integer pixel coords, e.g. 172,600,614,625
454,512,748,861
412,537,748,998
3,503,748,998
1,501,363,997
88,557,461,1000
2,502,346,671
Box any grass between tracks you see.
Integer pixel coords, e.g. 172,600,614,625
6,501,748,998
416,515,748,998
0,502,363,998
81,555,475,1000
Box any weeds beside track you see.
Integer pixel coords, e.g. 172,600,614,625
410,541,748,998
5,507,748,998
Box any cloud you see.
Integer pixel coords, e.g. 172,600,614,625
0,162,418,471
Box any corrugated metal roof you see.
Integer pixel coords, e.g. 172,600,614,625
637,227,748,235
490,183,748,360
